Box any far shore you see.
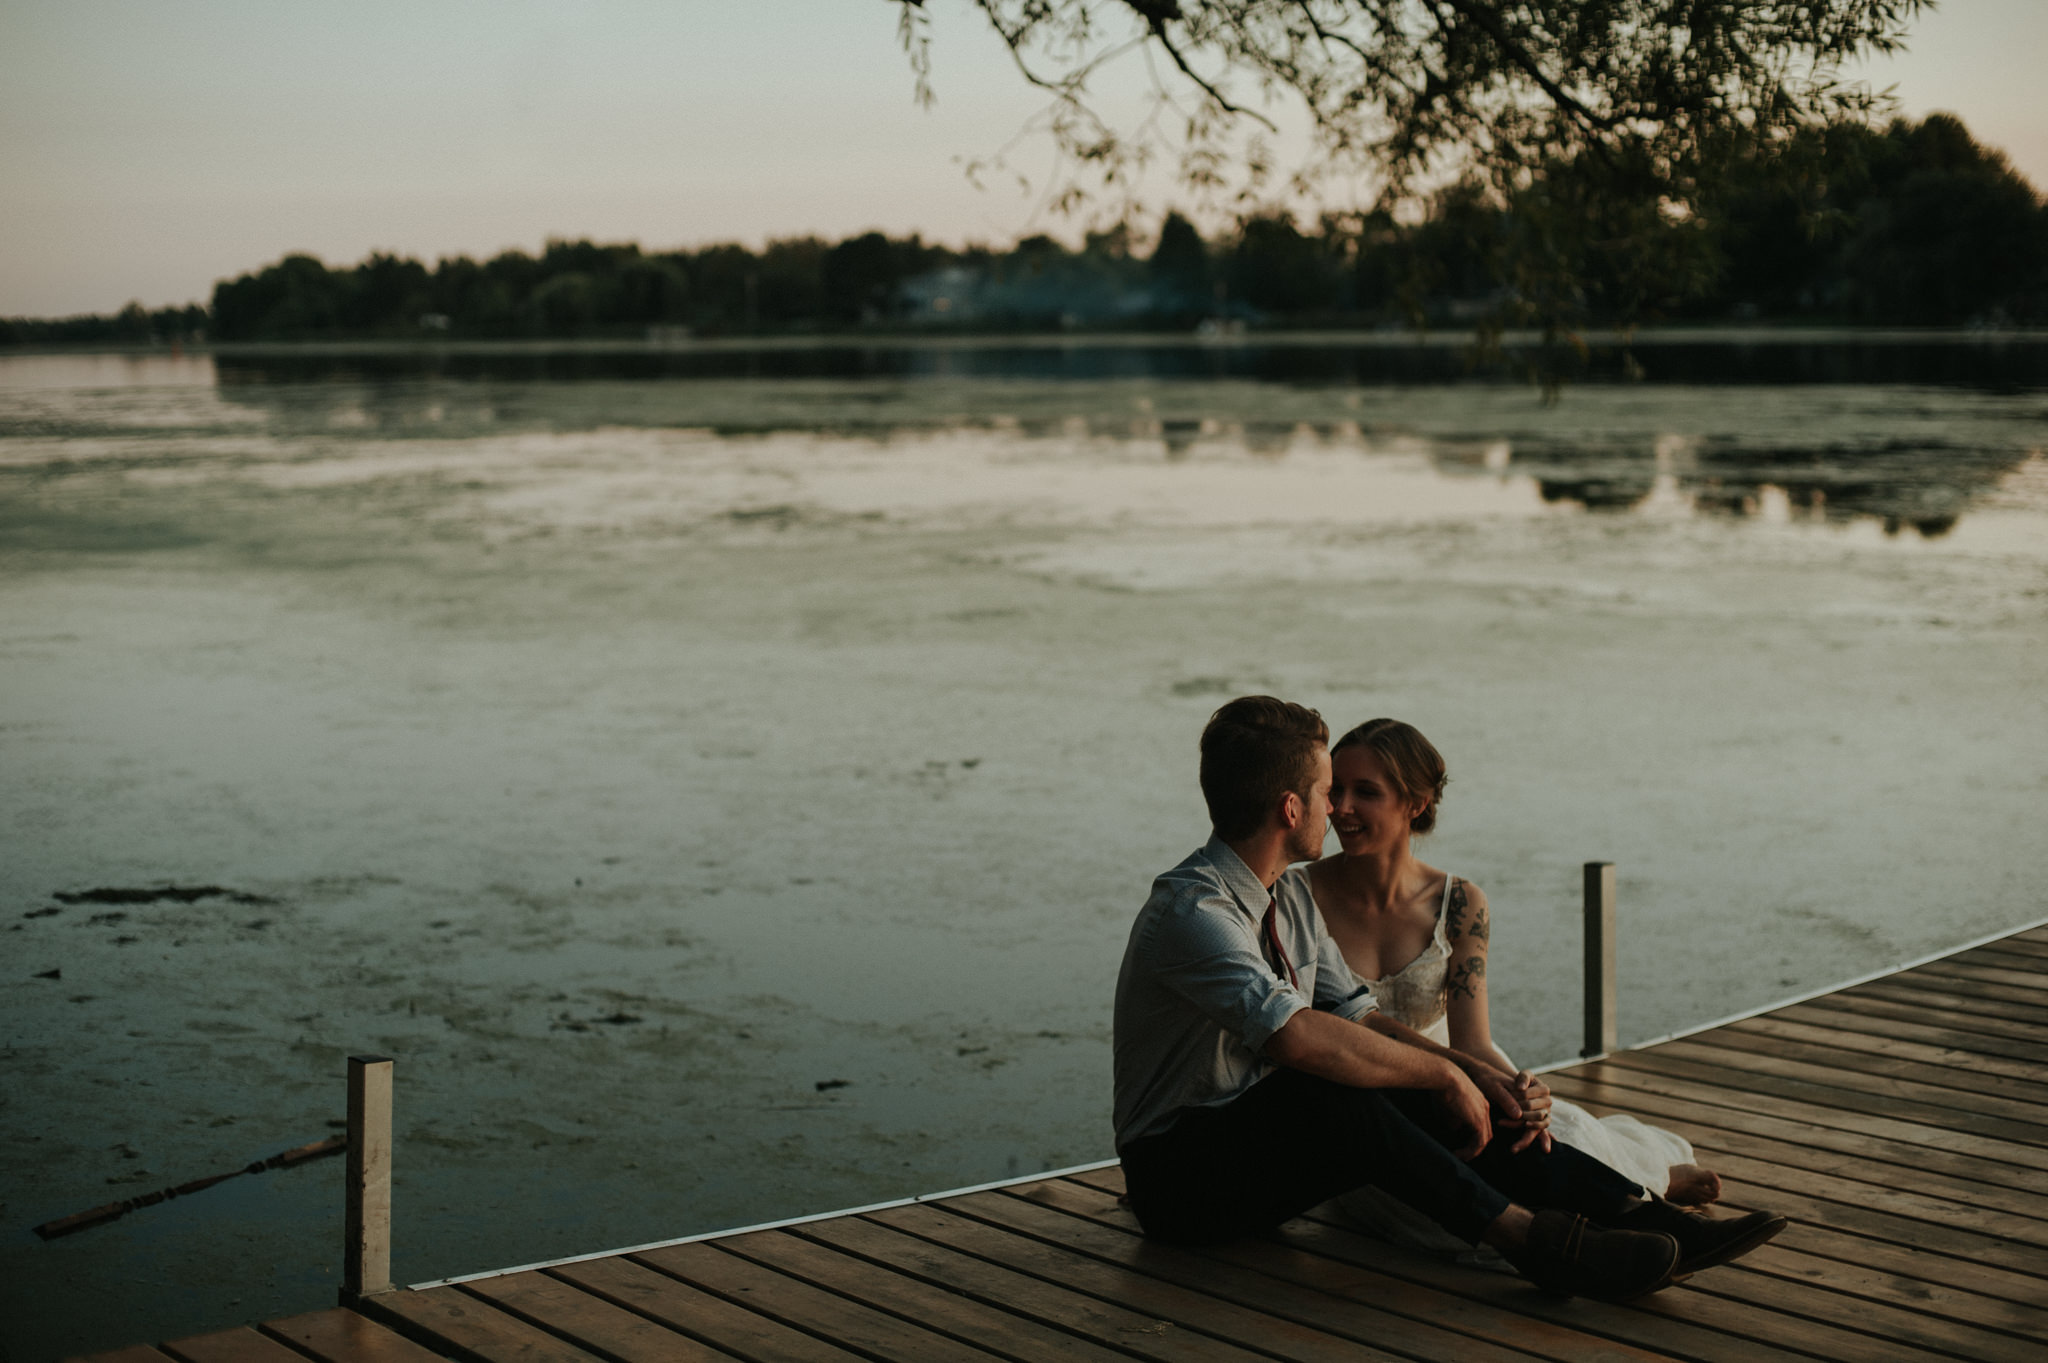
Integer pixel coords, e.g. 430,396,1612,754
7,323,2048,361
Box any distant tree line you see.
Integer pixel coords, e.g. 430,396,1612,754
6,114,2043,348
0,301,210,348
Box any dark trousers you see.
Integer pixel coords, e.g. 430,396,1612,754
1119,1068,1643,1244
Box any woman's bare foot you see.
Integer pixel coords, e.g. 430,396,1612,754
1665,1163,1722,1206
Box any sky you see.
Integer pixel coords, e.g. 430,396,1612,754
3,0,2045,316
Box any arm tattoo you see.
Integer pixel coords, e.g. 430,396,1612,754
1448,956,1488,1002
1445,880,1490,947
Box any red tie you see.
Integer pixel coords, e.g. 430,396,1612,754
1261,892,1300,991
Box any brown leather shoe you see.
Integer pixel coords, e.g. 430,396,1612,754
1502,1209,1681,1301
1614,1194,1789,1275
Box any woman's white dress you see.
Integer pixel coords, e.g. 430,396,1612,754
1326,874,1694,1258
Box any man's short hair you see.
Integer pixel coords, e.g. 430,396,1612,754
1199,696,1329,842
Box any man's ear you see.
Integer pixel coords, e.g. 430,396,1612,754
1278,789,1303,830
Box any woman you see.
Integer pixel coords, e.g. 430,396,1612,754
1304,718,1718,1252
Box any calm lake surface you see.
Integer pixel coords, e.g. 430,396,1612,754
4,335,2046,1358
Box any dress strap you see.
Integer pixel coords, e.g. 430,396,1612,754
1432,874,1457,949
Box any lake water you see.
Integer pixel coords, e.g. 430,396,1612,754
4,336,2046,1358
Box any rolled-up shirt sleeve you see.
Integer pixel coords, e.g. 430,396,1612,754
1147,898,1308,1056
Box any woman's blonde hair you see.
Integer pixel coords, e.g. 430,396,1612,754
1331,718,1448,834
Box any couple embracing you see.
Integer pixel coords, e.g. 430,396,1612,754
1112,696,1785,1300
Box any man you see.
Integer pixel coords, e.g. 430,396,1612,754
1113,696,1785,1300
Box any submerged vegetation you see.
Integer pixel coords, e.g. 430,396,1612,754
4,115,2043,348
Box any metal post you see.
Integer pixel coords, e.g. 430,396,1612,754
1583,862,1617,1058
343,1054,394,1303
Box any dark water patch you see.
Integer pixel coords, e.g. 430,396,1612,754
550,1008,644,1032
55,885,274,906
0,505,213,556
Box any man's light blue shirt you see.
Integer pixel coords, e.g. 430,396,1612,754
1112,835,1377,1147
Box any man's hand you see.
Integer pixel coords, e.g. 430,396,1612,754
1465,1065,1524,1123
1439,1066,1493,1159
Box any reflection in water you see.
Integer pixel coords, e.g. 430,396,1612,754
202,331,2048,389
4,343,2042,544
199,373,2044,543
1537,472,1659,511
1511,436,2027,538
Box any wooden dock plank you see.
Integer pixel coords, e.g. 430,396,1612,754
1640,1038,2048,1136
459,1271,738,1363
1719,1013,2048,1089
1685,1263,2046,1363
1858,975,2048,1023
1683,1024,2048,1108
947,1188,1550,1363
259,1309,450,1363
1956,949,2048,979
1732,1243,2048,1343
159,1328,307,1363
796,1212,1268,1363
361,1288,609,1363
1706,1174,2048,1281
547,1257,867,1363
1758,1002,2048,1068
1683,1124,2046,1232
1799,989,2048,1050
62,1349,179,1363
1594,1049,2048,1153
1696,1147,2048,1253
633,1240,1014,1363
1277,1213,1916,1363
1720,1216,2048,1311
868,1197,1416,1362
1059,1166,1842,1363
1913,959,2048,993
1966,940,2048,963
1015,1175,1676,1363
719,1226,1142,1363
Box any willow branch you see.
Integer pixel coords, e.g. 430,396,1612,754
1432,0,1624,133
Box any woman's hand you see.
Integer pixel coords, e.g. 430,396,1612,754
1501,1071,1553,1153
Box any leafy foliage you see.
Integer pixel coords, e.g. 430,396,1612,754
901,0,1932,335
909,1,1925,204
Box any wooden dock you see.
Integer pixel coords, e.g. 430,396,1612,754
74,922,2048,1363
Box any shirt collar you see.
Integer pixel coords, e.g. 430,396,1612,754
1199,833,1274,919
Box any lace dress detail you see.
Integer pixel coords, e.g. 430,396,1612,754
1357,875,1457,1037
